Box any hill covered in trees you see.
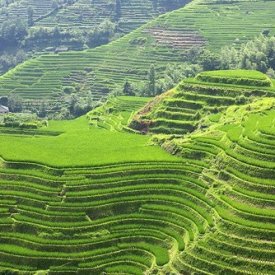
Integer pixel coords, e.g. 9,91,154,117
0,0,274,119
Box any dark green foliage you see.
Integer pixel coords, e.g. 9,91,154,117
115,0,122,20
7,94,23,113
0,96,8,106
0,50,27,72
199,49,221,71
63,86,75,94
38,101,47,118
219,35,275,73
155,63,201,94
148,64,156,96
0,19,27,48
27,6,34,27
68,94,93,117
123,80,135,96
87,20,116,48
0,271,19,275
0,113,47,129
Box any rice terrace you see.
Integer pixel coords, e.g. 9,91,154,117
0,0,275,274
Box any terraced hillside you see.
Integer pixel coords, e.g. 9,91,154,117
0,71,275,274
36,0,188,34
0,0,56,25
0,159,210,274
87,96,150,132
1,0,275,109
130,70,275,134
0,0,188,39
165,98,275,274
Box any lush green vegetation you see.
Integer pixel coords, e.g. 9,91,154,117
87,96,150,132
0,0,275,273
196,70,273,87
0,0,189,74
0,113,47,129
0,97,176,166
0,71,275,274
162,97,275,274
130,69,275,135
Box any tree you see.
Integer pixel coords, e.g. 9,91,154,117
53,26,61,39
115,0,121,20
87,20,116,48
87,91,93,109
266,68,275,79
152,0,158,11
7,94,23,112
154,63,201,94
123,80,135,96
219,46,239,69
69,94,78,114
0,19,27,47
0,96,8,106
199,49,221,71
27,6,34,26
148,64,156,96
38,101,47,118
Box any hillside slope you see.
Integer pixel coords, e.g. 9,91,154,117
0,71,275,274
0,0,275,110
0,0,189,51
130,70,275,135
0,0,188,31
166,98,275,274
35,0,189,34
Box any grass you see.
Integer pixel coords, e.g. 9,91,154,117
0,99,176,167
196,70,273,87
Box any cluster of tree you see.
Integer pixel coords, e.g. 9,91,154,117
68,92,94,117
121,34,275,98
86,20,117,48
0,50,27,73
0,94,23,112
152,0,189,11
25,19,116,50
0,113,48,129
122,62,201,97
25,26,72,48
0,0,16,8
196,34,275,77
0,19,27,49
219,34,275,76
